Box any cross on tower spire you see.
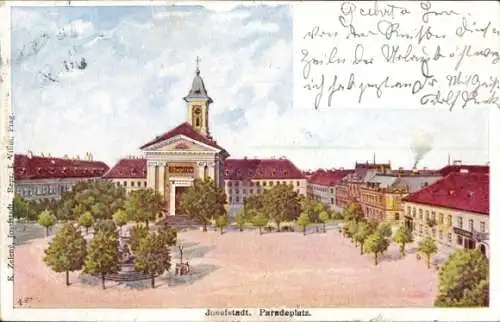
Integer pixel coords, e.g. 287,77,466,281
195,56,201,74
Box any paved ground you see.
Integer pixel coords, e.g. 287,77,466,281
13,225,438,308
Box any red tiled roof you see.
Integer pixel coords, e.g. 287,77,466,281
403,172,489,215
439,165,489,176
102,158,147,179
14,154,109,180
140,122,227,153
224,158,305,180
308,169,354,186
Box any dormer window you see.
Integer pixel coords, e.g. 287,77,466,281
271,169,276,176
284,170,288,176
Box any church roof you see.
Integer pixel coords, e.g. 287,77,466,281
183,66,213,103
140,122,227,153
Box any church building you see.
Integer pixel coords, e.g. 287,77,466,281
105,60,229,216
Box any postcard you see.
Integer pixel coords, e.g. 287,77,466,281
0,1,499,321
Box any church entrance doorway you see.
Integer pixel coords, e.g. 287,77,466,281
175,186,189,215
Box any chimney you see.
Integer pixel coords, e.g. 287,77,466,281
27,150,33,159
244,156,248,160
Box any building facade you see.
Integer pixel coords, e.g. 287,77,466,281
402,171,489,258
102,157,147,193
307,169,353,212
224,157,307,215
14,153,109,200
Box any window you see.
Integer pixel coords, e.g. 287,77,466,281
117,182,121,186
236,197,240,203
263,182,267,186
438,213,444,225
330,188,334,194
457,216,463,228
432,228,436,237
457,235,463,245
236,189,240,194
439,230,443,240
250,189,253,194
431,211,436,221
447,215,452,226
242,189,246,194
269,181,274,186
419,209,423,220
448,233,452,243
131,181,135,187
412,207,416,217
480,221,486,233
425,210,429,221
407,206,411,215
256,181,260,186
137,181,141,187
144,181,147,187
296,181,300,186
228,181,232,187
123,181,127,187
331,198,334,204
395,212,400,221
235,181,239,187
229,196,232,203
419,224,423,234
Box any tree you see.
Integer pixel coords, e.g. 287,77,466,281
78,211,94,235
347,220,359,243
13,194,37,222
94,219,118,237
343,201,364,223
181,178,227,232
297,212,311,235
157,224,177,247
37,210,57,237
435,249,488,307
129,224,149,253
83,231,120,289
363,232,390,265
235,210,247,232
300,197,325,223
354,221,374,255
418,236,438,269
125,189,164,227
43,223,87,286
262,184,301,232
251,211,269,235
377,222,393,238
318,211,330,233
112,209,128,234
215,215,228,234
134,232,171,288
332,211,343,221
393,225,413,257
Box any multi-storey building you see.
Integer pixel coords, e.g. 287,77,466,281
307,169,354,212
224,157,307,215
402,170,489,258
14,153,109,200
102,156,147,193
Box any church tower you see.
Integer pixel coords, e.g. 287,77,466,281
184,57,213,137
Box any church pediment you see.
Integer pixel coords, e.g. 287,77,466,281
144,135,220,153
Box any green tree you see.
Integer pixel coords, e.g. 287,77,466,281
134,232,171,288
377,222,393,238
181,178,227,232
418,236,438,269
215,215,228,234
251,211,269,235
347,220,359,243
354,221,374,255
37,210,57,237
112,209,128,234
83,231,120,290
318,211,330,233
262,184,301,232
78,211,94,235
363,232,390,265
393,225,413,257
43,223,87,286
435,249,488,307
243,194,264,214
235,209,247,232
157,224,177,247
332,211,343,221
94,219,118,237
129,224,149,253
343,201,364,223
297,212,311,235
300,197,325,223
13,194,37,222
125,189,164,227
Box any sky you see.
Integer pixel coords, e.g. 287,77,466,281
11,4,489,171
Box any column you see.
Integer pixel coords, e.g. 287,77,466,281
208,161,215,181
164,164,170,210
158,164,165,197
197,161,206,179
146,161,156,189
169,181,176,216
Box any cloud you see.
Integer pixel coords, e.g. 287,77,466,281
11,5,488,171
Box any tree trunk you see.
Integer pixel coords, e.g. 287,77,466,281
145,220,149,228
239,225,243,232
203,223,207,232
303,226,306,235
400,243,405,257
374,252,378,265
323,223,326,233
65,270,70,286
86,227,89,235
151,273,155,288
276,222,280,232
101,274,106,290
427,255,431,268
219,226,223,235
360,242,364,255
258,227,262,235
